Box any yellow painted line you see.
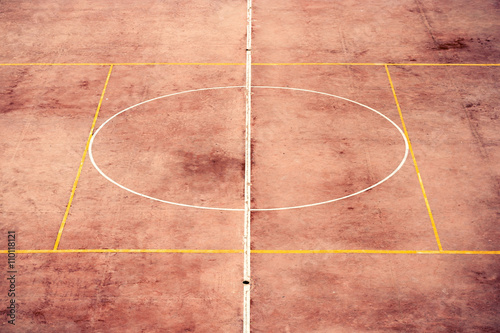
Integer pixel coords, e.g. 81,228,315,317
252,250,500,254
253,250,425,254
0,249,498,254
0,62,498,67
0,62,245,66
386,63,500,67
2,249,243,254
385,64,443,252
252,62,384,66
252,63,500,66
114,63,246,66
52,65,114,250
439,250,500,255
0,63,113,66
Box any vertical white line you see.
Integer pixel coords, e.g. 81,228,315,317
243,0,252,332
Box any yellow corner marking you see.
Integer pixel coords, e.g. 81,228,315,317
52,65,114,250
385,64,443,252
1,249,499,254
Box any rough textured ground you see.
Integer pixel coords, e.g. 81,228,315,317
0,253,242,332
0,0,499,332
0,0,246,63
0,66,111,249
251,254,500,332
252,0,500,64
389,66,500,251
60,66,246,250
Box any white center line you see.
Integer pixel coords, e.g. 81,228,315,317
243,0,253,332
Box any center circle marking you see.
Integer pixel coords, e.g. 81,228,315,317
89,86,409,211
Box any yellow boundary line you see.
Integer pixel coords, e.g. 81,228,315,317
253,250,500,254
254,63,500,66
385,65,443,251
0,249,498,254
0,62,499,66
0,63,246,66
52,65,114,250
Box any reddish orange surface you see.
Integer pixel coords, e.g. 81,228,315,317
1,0,499,332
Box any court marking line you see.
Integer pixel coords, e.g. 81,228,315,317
385,64,443,252
111,63,245,66
89,86,408,211
52,65,114,250
0,63,246,66
254,63,386,66
386,63,500,67
0,249,242,254
251,250,500,254
0,62,499,66
253,63,500,67
1,249,499,255
243,0,253,332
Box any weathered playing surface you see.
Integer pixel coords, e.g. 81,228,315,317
1,0,499,332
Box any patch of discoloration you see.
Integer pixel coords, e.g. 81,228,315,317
434,37,468,50
387,65,500,250
181,150,243,181
250,137,256,167
0,253,242,331
0,67,30,114
252,255,500,332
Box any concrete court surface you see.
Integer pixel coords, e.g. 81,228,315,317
0,0,499,332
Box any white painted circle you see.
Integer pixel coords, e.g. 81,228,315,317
89,86,409,211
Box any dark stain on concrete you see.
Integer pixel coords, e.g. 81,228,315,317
1,68,29,114
435,38,468,50
181,150,243,181
250,138,256,167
